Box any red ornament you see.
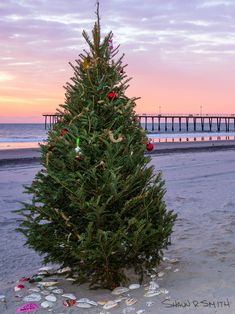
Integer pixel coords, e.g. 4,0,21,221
146,142,154,152
107,91,117,101
76,154,82,161
59,128,68,137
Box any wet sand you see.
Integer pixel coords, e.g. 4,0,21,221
0,149,235,313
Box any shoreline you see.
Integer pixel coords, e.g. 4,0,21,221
0,140,235,165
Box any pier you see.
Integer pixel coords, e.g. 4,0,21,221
43,113,235,133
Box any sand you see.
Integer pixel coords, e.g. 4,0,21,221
0,148,235,313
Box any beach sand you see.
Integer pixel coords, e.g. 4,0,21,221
0,147,235,313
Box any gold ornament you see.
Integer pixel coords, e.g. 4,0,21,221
82,57,91,70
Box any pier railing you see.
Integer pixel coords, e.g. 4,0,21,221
43,113,235,133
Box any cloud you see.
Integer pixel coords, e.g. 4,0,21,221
0,72,14,81
199,0,234,8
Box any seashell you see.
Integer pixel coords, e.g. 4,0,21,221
62,293,76,300
162,256,170,261
129,283,140,290
157,271,165,278
57,267,71,274
169,258,179,264
173,268,179,272
38,271,48,276
76,298,97,306
29,287,41,292
39,266,54,272
150,274,156,279
41,301,54,308
144,290,161,297
39,281,58,287
76,302,92,308
52,288,63,294
146,301,154,307
111,286,129,295
103,300,118,310
23,293,41,302
14,284,25,292
165,266,172,270
0,295,6,302
97,299,107,306
16,303,39,312
66,277,76,281
125,297,137,306
136,310,145,314
41,290,50,296
45,294,57,302
148,281,159,291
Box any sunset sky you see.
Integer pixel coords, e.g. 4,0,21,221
1,0,235,123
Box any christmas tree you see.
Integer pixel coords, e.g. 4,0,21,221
17,3,177,289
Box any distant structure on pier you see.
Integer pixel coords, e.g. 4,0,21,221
43,113,235,133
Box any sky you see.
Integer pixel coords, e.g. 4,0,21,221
1,0,235,123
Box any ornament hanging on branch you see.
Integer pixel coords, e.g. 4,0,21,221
107,91,117,101
81,56,91,70
146,139,154,152
59,128,68,137
108,39,113,51
75,137,82,160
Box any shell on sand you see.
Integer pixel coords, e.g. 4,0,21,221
111,287,129,295
41,301,54,308
76,303,92,308
103,300,118,310
39,281,58,287
0,295,6,302
169,258,179,264
38,266,54,272
45,294,57,302
136,310,145,314
66,277,76,281
159,288,169,294
62,293,76,300
57,267,71,274
173,268,179,272
125,297,137,306
114,297,128,303
76,298,97,306
165,266,172,270
29,287,41,292
129,283,140,290
157,271,165,278
144,290,161,297
23,293,42,302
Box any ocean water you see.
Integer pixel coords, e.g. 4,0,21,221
0,123,235,150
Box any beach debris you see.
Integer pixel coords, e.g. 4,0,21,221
115,296,128,303
173,268,179,272
136,310,145,314
63,299,76,307
97,299,108,306
157,271,165,278
111,286,129,295
62,293,76,300
52,288,63,294
57,266,71,274
159,288,169,294
146,301,154,307
23,293,42,302
148,281,159,291
16,303,39,313
122,306,136,313
103,300,118,310
129,283,140,290
14,284,25,292
125,298,137,306
162,256,170,262
169,258,179,264
45,294,57,302
76,298,98,306
41,301,54,309
144,290,161,297
39,281,58,287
